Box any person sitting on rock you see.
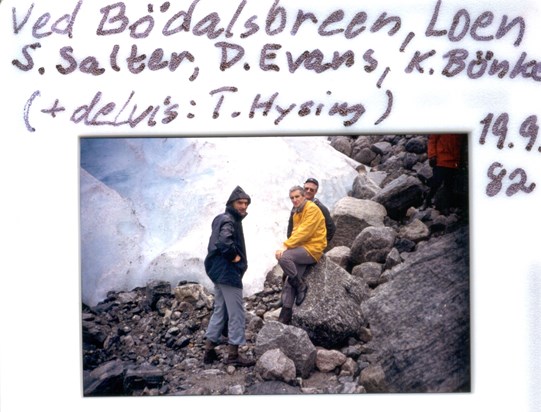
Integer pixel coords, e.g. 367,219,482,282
203,185,255,367
275,185,327,325
287,177,336,243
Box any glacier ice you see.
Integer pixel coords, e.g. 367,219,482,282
80,136,359,307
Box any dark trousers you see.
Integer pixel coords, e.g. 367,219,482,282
278,247,316,309
427,166,458,207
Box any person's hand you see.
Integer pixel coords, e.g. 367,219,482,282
232,255,241,263
275,247,286,260
429,156,437,167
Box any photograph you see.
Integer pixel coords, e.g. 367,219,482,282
2,0,539,411
80,134,470,396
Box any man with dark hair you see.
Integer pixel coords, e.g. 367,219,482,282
203,186,255,367
287,178,336,243
276,185,327,325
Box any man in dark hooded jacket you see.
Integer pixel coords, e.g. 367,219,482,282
203,186,255,367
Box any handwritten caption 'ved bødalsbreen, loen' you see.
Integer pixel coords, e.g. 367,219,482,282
11,0,539,131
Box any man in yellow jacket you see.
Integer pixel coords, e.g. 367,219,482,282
275,185,327,324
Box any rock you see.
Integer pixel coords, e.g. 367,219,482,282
255,321,317,379
82,321,109,348
358,327,373,343
351,136,374,155
375,155,404,183
372,175,424,220
340,357,358,376
353,147,378,165
173,283,212,309
301,371,342,394
383,247,401,270
325,246,350,269
361,226,470,392
350,226,397,265
227,385,245,395
398,218,430,242
329,136,353,157
117,291,139,304
264,308,281,322
402,152,419,169
255,348,296,384
316,349,347,372
367,170,387,187
394,237,417,253
404,136,427,154
293,257,370,347
359,365,389,393
247,314,265,334
245,381,302,395
176,386,211,396
351,262,383,288
123,364,165,393
145,280,172,310
351,173,382,200
328,197,387,250
416,161,433,184
371,141,392,156
84,360,125,396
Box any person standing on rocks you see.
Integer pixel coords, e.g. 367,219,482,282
422,134,465,213
287,178,336,243
203,185,255,367
276,185,327,325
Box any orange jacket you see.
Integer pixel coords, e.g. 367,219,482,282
427,134,463,169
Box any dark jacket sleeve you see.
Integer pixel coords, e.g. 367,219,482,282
204,213,245,288
216,218,239,261
315,200,336,242
286,210,294,238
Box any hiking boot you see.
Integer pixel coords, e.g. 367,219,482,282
224,345,255,367
295,282,308,306
277,307,293,325
203,340,219,364
267,301,282,310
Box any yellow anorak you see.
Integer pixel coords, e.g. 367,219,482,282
283,200,327,261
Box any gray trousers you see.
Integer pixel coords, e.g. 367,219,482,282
205,283,246,346
278,247,316,309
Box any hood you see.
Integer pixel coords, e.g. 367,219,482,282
226,185,251,206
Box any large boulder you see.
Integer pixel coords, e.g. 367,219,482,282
350,226,397,265
329,136,353,157
255,321,317,379
371,175,424,220
255,348,296,384
84,360,126,396
371,141,392,156
328,197,387,250
351,173,382,200
293,256,370,347
360,226,470,392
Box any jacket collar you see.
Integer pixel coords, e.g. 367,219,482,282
226,205,247,221
292,199,308,214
